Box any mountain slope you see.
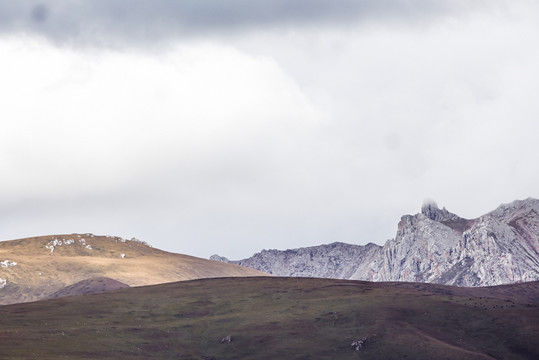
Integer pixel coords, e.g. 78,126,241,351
0,233,266,305
213,242,382,278
371,198,539,285
213,198,539,286
0,277,537,359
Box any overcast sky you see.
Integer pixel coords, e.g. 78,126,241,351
1,1,538,259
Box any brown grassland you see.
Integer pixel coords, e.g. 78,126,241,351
0,234,265,304
0,277,537,359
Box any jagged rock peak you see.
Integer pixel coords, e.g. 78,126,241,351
210,198,539,287
421,200,460,222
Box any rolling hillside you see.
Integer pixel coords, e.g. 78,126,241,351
47,277,130,299
0,233,266,304
0,277,537,359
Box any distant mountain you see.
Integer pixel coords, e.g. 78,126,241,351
213,242,381,279
212,198,539,286
0,233,266,305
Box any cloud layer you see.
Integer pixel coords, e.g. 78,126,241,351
1,1,539,259
1,0,497,46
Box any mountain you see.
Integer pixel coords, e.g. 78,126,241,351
212,242,382,279
0,277,537,359
370,198,539,286
0,233,266,305
212,198,539,286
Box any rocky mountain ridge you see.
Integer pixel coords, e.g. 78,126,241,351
211,198,539,286
212,242,381,279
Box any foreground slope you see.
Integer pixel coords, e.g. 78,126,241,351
0,234,265,305
0,277,537,359
214,198,539,286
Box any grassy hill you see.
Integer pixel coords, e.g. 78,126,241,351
47,277,129,299
0,234,266,304
0,277,537,359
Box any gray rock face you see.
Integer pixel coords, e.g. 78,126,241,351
421,201,460,222
225,242,382,279
211,198,539,286
209,254,230,263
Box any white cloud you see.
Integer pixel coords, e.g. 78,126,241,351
0,38,322,197
1,2,539,259
0,37,332,256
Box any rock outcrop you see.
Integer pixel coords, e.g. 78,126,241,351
212,198,539,286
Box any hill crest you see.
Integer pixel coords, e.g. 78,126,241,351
0,233,267,305
47,276,130,299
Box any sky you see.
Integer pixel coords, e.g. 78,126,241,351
1,1,539,259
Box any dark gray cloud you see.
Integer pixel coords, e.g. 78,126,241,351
0,0,485,46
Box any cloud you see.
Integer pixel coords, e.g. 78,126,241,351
0,0,501,47
0,39,320,193
0,38,331,257
1,1,539,259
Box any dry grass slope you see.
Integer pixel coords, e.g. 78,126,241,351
0,234,266,304
0,277,537,359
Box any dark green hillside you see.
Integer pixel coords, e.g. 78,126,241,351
0,277,537,359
